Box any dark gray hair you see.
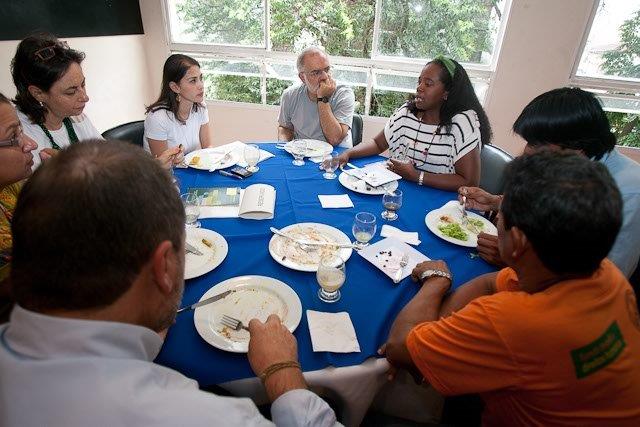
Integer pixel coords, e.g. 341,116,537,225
296,46,327,72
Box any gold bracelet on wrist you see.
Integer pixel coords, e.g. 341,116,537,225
259,361,301,383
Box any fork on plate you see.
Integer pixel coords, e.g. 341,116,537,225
220,314,249,331
394,253,410,283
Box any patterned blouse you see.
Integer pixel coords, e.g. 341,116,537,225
0,182,21,282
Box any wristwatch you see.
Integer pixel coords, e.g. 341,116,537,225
419,269,452,285
317,96,329,103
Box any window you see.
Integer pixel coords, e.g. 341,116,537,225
572,0,640,148
164,0,508,117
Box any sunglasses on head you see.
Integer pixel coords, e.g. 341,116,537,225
33,41,70,62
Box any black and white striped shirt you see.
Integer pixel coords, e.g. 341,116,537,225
384,104,481,174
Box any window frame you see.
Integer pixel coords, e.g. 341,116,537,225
161,0,512,117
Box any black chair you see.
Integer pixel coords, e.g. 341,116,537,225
102,121,145,147
351,114,363,146
479,144,514,195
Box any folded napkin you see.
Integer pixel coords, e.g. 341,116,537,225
380,224,421,245
216,140,275,168
318,194,354,209
306,310,361,353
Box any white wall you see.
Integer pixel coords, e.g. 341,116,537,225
0,35,153,133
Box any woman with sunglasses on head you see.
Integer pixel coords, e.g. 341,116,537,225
11,33,102,169
144,54,211,162
0,92,37,322
338,56,491,191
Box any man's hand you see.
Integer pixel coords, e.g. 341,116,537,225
477,233,505,267
335,151,350,167
411,260,452,293
388,158,419,181
39,147,59,162
458,186,501,212
317,75,337,98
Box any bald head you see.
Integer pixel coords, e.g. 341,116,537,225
11,140,185,312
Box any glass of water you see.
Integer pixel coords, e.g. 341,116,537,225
316,253,346,303
244,144,260,173
381,189,403,221
322,153,340,179
181,192,201,228
352,212,377,249
291,140,307,166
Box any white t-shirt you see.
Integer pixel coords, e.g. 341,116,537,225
17,109,103,170
384,103,481,174
144,105,209,154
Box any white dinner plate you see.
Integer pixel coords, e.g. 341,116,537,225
425,200,497,248
268,222,353,272
184,228,229,280
284,139,333,158
193,275,302,353
184,147,241,171
338,171,399,195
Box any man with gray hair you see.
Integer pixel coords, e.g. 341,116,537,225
278,47,355,147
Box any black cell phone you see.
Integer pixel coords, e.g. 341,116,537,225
229,166,254,178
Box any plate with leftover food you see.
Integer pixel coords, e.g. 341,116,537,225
268,222,353,272
184,227,229,280
425,200,497,247
338,171,399,195
284,139,333,158
193,275,302,353
184,147,241,171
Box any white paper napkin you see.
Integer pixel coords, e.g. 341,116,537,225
380,224,421,245
308,156,324,164
306,310,361,353
318,194,354,208
216,141,275,168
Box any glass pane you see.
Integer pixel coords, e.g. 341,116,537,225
169,0,265,46
267,79,295,105
269,0,375,58
577,1,640,81
377,0,506,64
370,90,411,117
198,59,261,103
606,111,640,148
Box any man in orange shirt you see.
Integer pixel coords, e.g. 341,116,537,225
383,150,640,426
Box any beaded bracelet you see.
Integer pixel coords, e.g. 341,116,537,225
418,171,425,186
259,361,301,383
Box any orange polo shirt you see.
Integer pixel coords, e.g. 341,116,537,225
406,259,640,426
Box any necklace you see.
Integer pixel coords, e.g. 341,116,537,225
401,111,440,167
38,117,79,150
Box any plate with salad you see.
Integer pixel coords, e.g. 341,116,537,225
424,200,497,248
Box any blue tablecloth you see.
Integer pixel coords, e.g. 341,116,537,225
155,143,496,385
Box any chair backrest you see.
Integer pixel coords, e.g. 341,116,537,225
479,144,514,195
102,121,145,147
351,114,363,147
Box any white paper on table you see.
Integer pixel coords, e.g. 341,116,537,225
358,237,430,283
380,224,421,246
308,156,324,164
318,194,354,209
343,161,401,187
215,140,275,168
307,310,361,353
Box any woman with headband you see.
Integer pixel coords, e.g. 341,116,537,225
338,56,491,191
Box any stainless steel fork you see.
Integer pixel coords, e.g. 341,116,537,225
220,314,249,331
394,253,410,283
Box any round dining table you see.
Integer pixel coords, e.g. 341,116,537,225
155,142,497,425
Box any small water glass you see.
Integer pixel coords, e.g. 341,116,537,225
352,212,377,249
316,253,346,303
381,189,403,221
244,144,260,172
291,140,307,166
322,154,340,179
181,192,201,228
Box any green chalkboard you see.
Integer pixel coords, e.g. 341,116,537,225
0,0,144,40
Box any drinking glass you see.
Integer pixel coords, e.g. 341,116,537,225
381,189,403,221
316,253,346,303
244,144,260,172
291,140,307,166
322,154,340,179
352,212,377,249
181,192,201,228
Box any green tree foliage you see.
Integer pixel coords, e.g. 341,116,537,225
177,0,497,116
601,8,640,148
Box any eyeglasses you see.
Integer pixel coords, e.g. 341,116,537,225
33,41,70,62
304,66,331,78
0,126,23,148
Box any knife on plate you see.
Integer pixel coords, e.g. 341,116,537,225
185,241,203,256
177,290,234,313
